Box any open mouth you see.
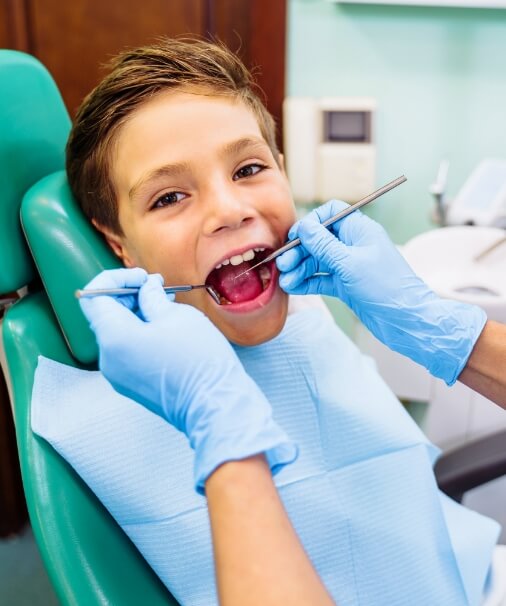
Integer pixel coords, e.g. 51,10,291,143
206,247,274,305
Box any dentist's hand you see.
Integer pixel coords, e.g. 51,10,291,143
79,268,296,493
277,200,486,385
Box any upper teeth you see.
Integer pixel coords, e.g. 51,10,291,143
215,247,265,269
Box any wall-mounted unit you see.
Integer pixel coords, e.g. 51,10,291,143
284,97,376,205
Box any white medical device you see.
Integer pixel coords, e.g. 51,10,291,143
283,97,376,205
446,159,506,228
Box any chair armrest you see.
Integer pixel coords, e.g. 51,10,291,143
434,429,506,503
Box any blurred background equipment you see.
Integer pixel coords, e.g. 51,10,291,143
284,96,376,204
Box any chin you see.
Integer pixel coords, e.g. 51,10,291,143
200,253,291,345
210,287,289,347
176,251,291,345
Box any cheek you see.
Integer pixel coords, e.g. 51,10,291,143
126,221,196,279
174,287,204,307
274,184,296,221
269,196,297,235
256,177,294,217
285,204,297,225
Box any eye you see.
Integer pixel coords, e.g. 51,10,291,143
152,191,186,209
233,163,267,181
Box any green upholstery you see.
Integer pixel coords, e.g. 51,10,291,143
3,293,176,605
0,50,178,604
21,171,120,364
0,50,70,293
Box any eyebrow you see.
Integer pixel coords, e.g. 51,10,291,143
129,162,192,201
220,136,270,158
128,136,270,201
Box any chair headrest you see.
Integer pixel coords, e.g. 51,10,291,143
21,171,121,365
0,50,71,294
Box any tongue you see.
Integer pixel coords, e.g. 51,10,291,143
208,261,263,303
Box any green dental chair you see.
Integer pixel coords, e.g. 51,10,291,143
0,50,177,605
1,49,505,606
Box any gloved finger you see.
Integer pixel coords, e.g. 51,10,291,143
279,210,339,273
80,293,143,340
280,273,336,297
309,199,386,248
297,217,350,273
138,274,175,322
84,267,148,291
82,267,149,312
292,199,350,251
328,207,383,246
287,219,302,241
311,199,350,225
278,254,322,292
276,243,309,273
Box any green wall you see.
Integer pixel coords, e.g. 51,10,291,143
287,0,506,244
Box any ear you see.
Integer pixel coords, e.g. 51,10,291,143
92,219,136,268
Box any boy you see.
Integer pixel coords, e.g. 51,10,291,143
40,38,500,605
67,39,294,346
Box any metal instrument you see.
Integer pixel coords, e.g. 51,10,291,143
234,175,407,279
76,176,406,305
75,283,221,305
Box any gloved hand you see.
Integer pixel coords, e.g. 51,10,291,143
277,200,487,385
79,268,297,493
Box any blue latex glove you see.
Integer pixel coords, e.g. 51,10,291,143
277,200,487,385
79,268,297,493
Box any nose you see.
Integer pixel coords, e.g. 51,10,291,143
202,181,255,235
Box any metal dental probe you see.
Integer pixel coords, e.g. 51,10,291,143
234,175,408,280
75,177,406,304
75,284,222,305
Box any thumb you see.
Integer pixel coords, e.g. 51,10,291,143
298,218,350,272
81,295,142,341
138,274,175,322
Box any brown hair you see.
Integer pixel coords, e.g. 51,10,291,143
66,37,279,235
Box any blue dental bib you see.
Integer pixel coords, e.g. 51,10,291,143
32,307,499,606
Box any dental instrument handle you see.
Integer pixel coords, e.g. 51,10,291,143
262,175,407,266
76,285,198,298
321,175,406,228
76,283,222,305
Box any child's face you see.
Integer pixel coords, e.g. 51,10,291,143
101,90,297,345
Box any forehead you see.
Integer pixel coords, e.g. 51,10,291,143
112,90,267,190
117,90,263,152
